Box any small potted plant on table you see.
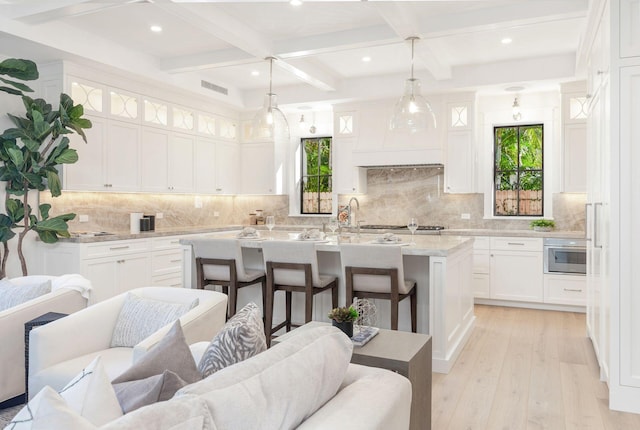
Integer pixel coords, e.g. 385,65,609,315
328,306,358,338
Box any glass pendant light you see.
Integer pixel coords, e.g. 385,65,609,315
389,37,436,133
512,96,522,120
252,57,289,139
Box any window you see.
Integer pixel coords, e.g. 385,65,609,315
494,124,543,216
301,137,332,214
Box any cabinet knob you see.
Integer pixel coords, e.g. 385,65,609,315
216,188,222,192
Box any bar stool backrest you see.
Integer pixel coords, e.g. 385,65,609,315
339,244,408,294
191,238,248,281
261,240,322,287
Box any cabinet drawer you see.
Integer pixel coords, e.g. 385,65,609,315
473,273,490,299
152,250,183,276
490,237,542,252
544,274,586,306
473,236,490,250
152,236,183,251
152,274,183,288
84,239,150,259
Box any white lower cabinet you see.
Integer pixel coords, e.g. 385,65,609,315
490,249,543,302
472,237,490,298
544,274,586,306
38,235,192,304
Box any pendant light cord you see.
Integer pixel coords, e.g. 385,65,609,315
410,38,415,81
269,57,273,95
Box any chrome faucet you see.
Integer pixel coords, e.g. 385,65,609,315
348,197,360,227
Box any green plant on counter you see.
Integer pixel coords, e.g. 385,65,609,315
0,58,92,276
530,219,555,228
328,306,359,323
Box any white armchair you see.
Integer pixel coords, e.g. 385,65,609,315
0,275,90,404
28,287,228,399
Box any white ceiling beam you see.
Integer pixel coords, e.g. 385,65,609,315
275,58,336,92
7,0,132,23
372,2,453,81
154,1,336,92
159,48,255,74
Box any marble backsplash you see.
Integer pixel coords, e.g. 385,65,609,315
41,166,585,233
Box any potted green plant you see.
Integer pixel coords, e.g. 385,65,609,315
328,306,358,338
0,58,91,276
530,219,555,232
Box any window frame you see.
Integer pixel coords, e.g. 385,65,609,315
299,136,333,215
493,123,544,217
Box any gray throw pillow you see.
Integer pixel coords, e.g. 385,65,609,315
112,320,201,385
110,293,199,348
198,302,266,378
112,370,189,413
0,279,52,311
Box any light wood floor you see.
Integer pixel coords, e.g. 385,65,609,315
431,305,640,430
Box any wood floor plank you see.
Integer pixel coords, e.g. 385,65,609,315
431,306,640,430
485,308,535,430
526,309,566,430
444,306,517,430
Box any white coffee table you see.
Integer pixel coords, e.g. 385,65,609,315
273,322,432,430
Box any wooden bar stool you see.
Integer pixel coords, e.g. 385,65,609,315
339,243,417,332
191,238,266,319
261,240,338,346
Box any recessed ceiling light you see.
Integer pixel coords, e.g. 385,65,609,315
251,70,260,76
150,25,162,33
290,0,302,6
501,37,512,45
362,56,371,62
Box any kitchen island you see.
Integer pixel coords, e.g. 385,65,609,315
181,231,475,373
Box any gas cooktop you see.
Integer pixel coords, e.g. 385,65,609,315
359,224,445,231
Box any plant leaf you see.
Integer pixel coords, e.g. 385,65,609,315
54,148,78,164
0,59,39,81
46,170,62,197
39,203,51,220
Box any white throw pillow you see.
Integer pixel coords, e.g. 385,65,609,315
58,356,123,426
177,325,353,430
110,293,199,348
198,302,266,378
0,279,52,311
6,386,96,430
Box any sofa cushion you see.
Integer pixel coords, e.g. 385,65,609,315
7,386,96,430
30,347,134,396
112,320,201,385
198,302,266,378
0,278,52,311
177,325,353,430
112,370,189,413
58,355,123,426
101,395,215,430
110,293,199,348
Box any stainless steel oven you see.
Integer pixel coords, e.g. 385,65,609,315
543,238,587,275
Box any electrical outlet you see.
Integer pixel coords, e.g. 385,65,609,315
156,212,164,219
79,214,89,222
461,213,471,220
213,211,220,217
194,196,203,209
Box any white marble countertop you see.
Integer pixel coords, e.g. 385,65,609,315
60,224,584,243
181,230,474,257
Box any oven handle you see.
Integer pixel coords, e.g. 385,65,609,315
594,202,602,249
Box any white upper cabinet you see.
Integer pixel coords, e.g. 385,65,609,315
64,114,107,191
240,142,276,194
167,133,195,192
214,141,238,194
332,137,367,195
561,84,588,193
105,120,140,191
444,97,475,193
140,127,169,193
619,0,640,57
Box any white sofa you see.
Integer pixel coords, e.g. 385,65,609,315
28,287,228,398
0,275,90,404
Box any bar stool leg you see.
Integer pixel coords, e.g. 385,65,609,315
411,290,417,333
265,278,275,347
228,286,238,319
285,291,292,332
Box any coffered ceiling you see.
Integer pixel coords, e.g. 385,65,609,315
0,0,589,111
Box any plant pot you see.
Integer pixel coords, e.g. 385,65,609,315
533,226,553,232
332,320,353,338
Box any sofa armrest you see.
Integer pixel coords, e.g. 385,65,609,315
132,291,228,362
296,364,412,430
0,288,87,402
28,294,125,377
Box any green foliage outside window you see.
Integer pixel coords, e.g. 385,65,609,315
494,124,543,216
301,137,332,214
